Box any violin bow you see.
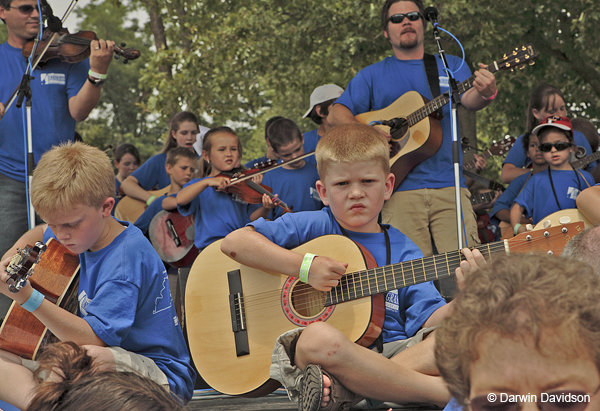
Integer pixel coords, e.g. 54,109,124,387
229,151,316,185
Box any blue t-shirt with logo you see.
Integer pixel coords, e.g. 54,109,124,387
335,54,472,191
0,42,88,182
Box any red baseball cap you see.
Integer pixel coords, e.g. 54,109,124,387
531,116,573,136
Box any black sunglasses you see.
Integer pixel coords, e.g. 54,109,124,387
467,389,597,411
7,4,37,14
388,11,422,24
539,141,573,152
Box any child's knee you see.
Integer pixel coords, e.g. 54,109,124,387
296,322,348,361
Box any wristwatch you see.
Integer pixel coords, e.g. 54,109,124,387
87,75,105,87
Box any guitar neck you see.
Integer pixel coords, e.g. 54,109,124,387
463,150,492,171
471,191,495,206
408,61,506,128
325,241,506,306
571,151,600,170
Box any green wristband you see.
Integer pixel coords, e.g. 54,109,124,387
299,253,317,284
514,223,522,236
146,195,157,206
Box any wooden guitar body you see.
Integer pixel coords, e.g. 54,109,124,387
114,185,171,223
356,91,442,191
185,236,383,397
0,239,80,360
149,210,199,268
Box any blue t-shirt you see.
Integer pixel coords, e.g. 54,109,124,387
261,163,322,220
0,42,89,182
43,223,196,402
335,54,472,191
514,169,595,224
303,128,320,166
131,152,170,191
249,208,446,343
490,171,534,218
134,194,171,235
504,130,597,171
178,177,260,250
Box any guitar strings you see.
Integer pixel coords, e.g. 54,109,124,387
232,235,567,317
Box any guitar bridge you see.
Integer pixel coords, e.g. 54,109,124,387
228,270,249,357
165,218,182,247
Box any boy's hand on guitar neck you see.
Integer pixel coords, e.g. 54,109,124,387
307,256,348,291
0,257,34,305
455,248,487,291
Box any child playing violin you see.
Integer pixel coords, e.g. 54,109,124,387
176,126,278,251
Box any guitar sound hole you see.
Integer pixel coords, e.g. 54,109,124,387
290,282,326,318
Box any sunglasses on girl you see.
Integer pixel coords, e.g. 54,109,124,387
6,4,37,14
539,141,573,152
466,389,598,411
388,11,422,24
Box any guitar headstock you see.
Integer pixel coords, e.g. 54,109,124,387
5,242,47,293
113,44,141,64
489,136,517,156
506,222,584,256
489,44,537,73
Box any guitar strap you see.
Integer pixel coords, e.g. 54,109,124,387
423,53,441,98
338,223,390,353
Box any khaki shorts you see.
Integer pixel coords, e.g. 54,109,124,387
270,326,438,402
22,346,169,389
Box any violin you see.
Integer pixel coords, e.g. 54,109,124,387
218,168,293,214
22,28,140,65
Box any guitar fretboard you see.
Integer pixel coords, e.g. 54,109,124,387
326,241,506,306
571,151,600,170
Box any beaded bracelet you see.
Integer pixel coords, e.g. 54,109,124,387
21,289,44,312
299,253,317,284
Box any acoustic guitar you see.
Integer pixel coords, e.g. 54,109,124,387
462,136,516,172
0,239,80,360
149,210,198,268
356,44,537,191
114,185,171,223
185,222,581,397
533,208,591,230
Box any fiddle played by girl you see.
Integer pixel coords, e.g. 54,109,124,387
176,126,278,251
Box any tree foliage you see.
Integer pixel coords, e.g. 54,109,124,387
6,0,597,180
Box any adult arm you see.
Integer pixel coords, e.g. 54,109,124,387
459,64,497,112
120,175,154,203
501,163,529,184
68,39,115,122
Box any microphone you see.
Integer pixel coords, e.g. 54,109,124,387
39,0,63,32
424,6,438,24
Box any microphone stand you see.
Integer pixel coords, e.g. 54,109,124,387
429,18,465,250
17,0,64,229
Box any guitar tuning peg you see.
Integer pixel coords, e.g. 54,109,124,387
114,54,120,60
519,65,525,70
121,42,126,48
529,61,535,66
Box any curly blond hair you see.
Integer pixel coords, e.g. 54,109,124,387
435,254,600,405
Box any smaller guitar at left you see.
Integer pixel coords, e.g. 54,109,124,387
0,239,80,360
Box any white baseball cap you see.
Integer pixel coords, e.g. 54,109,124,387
302,84,345,118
